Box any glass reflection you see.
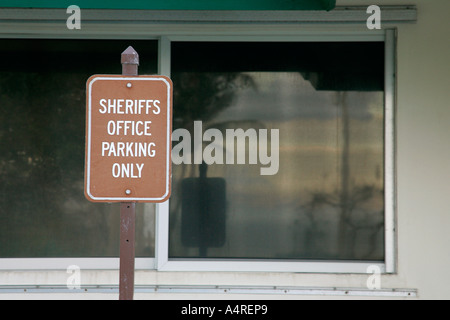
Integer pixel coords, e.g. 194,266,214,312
0,39,157,257
169,42,385,260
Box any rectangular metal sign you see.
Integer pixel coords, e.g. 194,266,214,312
85,75,172,203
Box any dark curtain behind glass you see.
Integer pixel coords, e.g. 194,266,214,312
0,39,157,257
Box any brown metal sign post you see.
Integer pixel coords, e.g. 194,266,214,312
119,201,135,300
85,46,172,300
119,46,138,301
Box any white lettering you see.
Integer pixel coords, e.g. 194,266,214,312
259,129,280,176
203,128,224,165
181,304,215,318
135,121,143,136
125,99,133,114
98,99,161,115
148,142,156,157
111,163,144,179
225,128,258,165
172,129,192,165
102,141,109,156
99,99,107,114
66,5,81,30
117,99,125,114
108,99,116,114
194,121,203,165
145,100,154,115
101,142,157,158
153,100,161,114
366,265,382,289
112,163,120,178
367,5,381,30
144,121,152,136
136,163,144,178
106,120,152,136
66,265,81,290
171,121,280,176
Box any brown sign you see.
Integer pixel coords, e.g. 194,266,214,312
85,75,172,203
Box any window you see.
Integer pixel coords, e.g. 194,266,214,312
0,39,158,258
0,31,396,273
157,35,395,272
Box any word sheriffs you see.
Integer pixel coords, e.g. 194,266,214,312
98,98,161,115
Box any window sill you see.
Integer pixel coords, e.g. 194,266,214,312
158,259,388,274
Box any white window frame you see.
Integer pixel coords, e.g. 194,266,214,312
156,30,397,274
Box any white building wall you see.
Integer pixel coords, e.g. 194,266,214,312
393,0,450,299
1,0,449,299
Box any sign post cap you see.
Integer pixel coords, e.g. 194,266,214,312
121,46,139,65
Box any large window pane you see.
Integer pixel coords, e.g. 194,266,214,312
0,39,157,258
169,42,385,260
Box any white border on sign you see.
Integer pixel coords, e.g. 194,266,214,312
86,76,172,202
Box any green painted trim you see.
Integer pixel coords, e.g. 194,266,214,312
0,0,336,11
